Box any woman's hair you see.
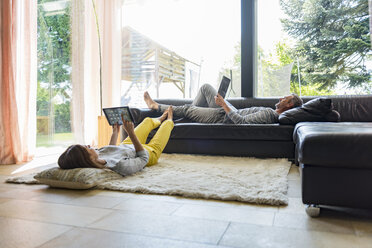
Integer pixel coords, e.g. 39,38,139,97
58,144,97,169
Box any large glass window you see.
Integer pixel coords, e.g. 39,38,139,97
37,0,72,148
121,0,241,107
256,0,371,97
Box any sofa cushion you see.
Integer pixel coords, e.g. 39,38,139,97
279,98,340,125
300,95,372,122
148,123,295,141
294,122,372,169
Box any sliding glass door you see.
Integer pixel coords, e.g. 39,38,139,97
121,0,241,107
256,0,371,97
37,0,72,148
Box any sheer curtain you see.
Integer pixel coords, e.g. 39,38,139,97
71,0,122,145
0,0,37,164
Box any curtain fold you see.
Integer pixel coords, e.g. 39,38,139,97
16,0,37,162
71,0,122,145
101,0,122,109
0,0,36,165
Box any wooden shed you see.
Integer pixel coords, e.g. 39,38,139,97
122,26,200,99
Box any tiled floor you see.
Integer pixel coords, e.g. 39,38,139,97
1,155,372,248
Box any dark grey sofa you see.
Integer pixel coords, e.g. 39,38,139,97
131,98,296,158
130,95,371,158
129,95,372,215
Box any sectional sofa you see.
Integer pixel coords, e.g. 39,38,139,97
128,95,372,216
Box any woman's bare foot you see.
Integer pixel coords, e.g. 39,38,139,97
144,91,159,110
157,109,168,123
167,106,173,120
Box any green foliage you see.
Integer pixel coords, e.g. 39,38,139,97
37,0,71,134
280,0,371,89
218,43,241,97
291,82,335,96
265,40,336,95
54,102,71,133
36,81,49,116
38,0,71,87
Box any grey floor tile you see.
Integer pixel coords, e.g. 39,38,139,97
219,222,319,248
0,216,70,248
88,210,229,244
0,187,41,200
39,227,231,248
113,198,182,215
274,212,355,234
219,222,372,248
65,195,127,209
173,204,275,226
278,197,306,214
0,199,113,227
351,219,372,236
29,188,91,204
0,198,10,204
287,164,300,180
287,180,301,198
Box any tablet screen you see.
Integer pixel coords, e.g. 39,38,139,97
217,76,231,98
103,107,134,125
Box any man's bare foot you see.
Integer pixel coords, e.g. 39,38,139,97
144,91,159,110
157,109,168,123
167,106,173,120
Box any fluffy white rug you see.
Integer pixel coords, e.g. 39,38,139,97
6,154,292,205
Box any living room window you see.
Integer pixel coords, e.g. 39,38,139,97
255,0,371,97
121,0,241,107
37,0,72,148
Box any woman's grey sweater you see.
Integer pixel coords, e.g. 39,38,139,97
97,145,149,176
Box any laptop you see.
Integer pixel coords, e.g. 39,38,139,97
217,76,231,98
103,106,135,125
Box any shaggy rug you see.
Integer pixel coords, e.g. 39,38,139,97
6,154,292,205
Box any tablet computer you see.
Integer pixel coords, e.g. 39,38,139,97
103,106,135,125
217,76,231,98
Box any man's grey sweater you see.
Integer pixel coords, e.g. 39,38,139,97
226,107,279,124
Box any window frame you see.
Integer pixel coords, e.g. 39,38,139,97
241,0,256,97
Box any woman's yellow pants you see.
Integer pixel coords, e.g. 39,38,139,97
122,117,174,166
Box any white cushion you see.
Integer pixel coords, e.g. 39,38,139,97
34,167,122,189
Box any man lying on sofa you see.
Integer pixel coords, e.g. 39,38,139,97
144,84,303,124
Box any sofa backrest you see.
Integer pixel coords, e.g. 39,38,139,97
302,95,372,122
156,95,372,122
229,96,372,122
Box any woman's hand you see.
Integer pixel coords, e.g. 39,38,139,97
122,120,135,134
109,123,121,146
121,114,144,152
121,114,135,134
112,123,121,135
214,93,226,107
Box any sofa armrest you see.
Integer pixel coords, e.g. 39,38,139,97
154,99,193,106
131,108,161,125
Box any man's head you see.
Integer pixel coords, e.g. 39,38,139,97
275,93,303,114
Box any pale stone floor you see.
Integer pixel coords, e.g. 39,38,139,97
1,154,372,248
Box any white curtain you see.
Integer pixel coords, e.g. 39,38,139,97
71,0,122,145
0,0,37,164
16,0,37,162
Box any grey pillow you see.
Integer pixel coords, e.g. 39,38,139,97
279,97,341,125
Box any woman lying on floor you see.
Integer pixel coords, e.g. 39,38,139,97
57,107,174,176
